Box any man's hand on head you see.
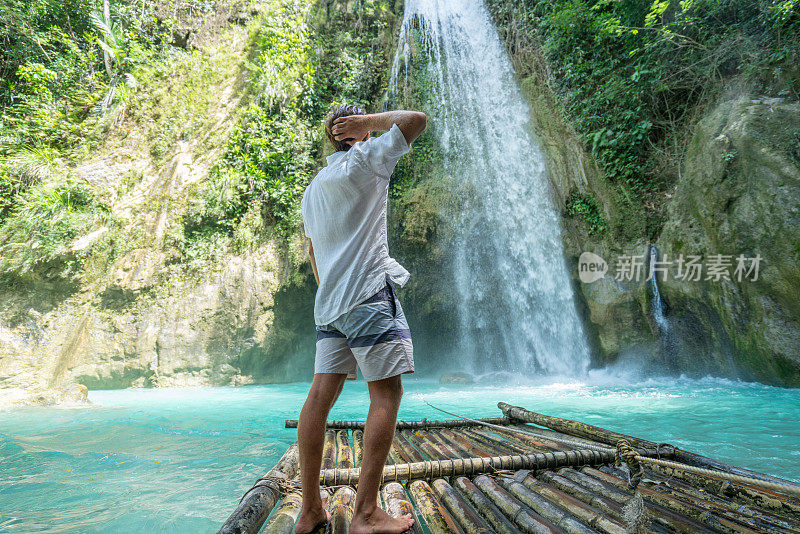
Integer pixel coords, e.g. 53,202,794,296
332,110,427,148
332,115,370,147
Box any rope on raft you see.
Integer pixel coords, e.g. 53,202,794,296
616,439,800,497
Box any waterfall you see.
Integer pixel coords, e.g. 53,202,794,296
390,0,590,376
649,245,670,334
648,244,678,371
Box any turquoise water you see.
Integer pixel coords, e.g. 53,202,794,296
1,374,799,533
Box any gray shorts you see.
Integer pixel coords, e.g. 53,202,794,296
315,276,414,382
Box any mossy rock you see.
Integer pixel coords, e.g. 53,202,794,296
659,96,800,386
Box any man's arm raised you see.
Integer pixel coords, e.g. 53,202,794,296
332,110,427,147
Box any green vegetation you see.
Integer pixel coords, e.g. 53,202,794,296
0,0,220,282
183,1,316,249
184,0,400,254
0,0,180,156
486,0,800,236
565,190,607,235
1,0,400,286
0,177,112,283
388,38,456,253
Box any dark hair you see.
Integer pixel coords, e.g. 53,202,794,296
324,104,366,152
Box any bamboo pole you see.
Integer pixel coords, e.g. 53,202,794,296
499,425,587,452
510,424,614,452
261,492,301,534
535,471,669,534
439,429,493,458
427,431,467,459
557,467,713,534
652,445,800,489
408,479,462,534
431,478,494,533
453,476,519,534
218,443,300,534
402,430,441,460
499,403,655,450
466,427,530,455
609,464,800,531
536,471,629,522
322,430,336,470
388,447,406,465
472,425,555,453
353,429,364,467
424,432,463,460
647,462,800,519
428,430,472,458
382,482,423,534
416,431,459,460
557,468,632,504
395,431,426,463
459,429,515,456
582,467,760,534
473,474,560,534
497,476,598,534
285,417,511,429
516,471,627,534
392,433,417,463
335,430,352,469
328,486,355,534
319,447,617,486
388,434,408,465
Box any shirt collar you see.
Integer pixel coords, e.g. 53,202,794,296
326,150,348,165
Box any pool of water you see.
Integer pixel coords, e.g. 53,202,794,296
1,373,798,533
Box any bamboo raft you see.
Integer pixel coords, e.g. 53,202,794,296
219,403,800,534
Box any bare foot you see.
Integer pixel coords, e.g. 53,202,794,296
295,507,331,534
350,507,414,534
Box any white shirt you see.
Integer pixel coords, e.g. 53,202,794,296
301,124,411,325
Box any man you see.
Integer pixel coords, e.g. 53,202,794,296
295,105,427,534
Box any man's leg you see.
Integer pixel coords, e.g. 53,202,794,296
350,375,414,534
295,373,347,534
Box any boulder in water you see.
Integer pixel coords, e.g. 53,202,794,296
25,383,90,407
439,372,474,384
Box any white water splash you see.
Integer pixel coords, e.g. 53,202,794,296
390,0,590,376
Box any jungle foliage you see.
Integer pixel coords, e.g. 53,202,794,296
0,0,399,282
183,0,400,248
486,0,800,236
0,0,207,281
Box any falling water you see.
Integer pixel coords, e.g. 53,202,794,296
649,245,670,333
390,0,590,375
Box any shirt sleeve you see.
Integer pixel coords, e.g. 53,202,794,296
349,123,411,179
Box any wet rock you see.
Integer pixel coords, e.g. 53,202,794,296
439,372,474,384
24,383,90,407
657,96,800,385
172,28,197,50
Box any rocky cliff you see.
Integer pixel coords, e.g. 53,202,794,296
0,21,300,405
487,5,800,385
657,96,800,385
0,0,404,406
